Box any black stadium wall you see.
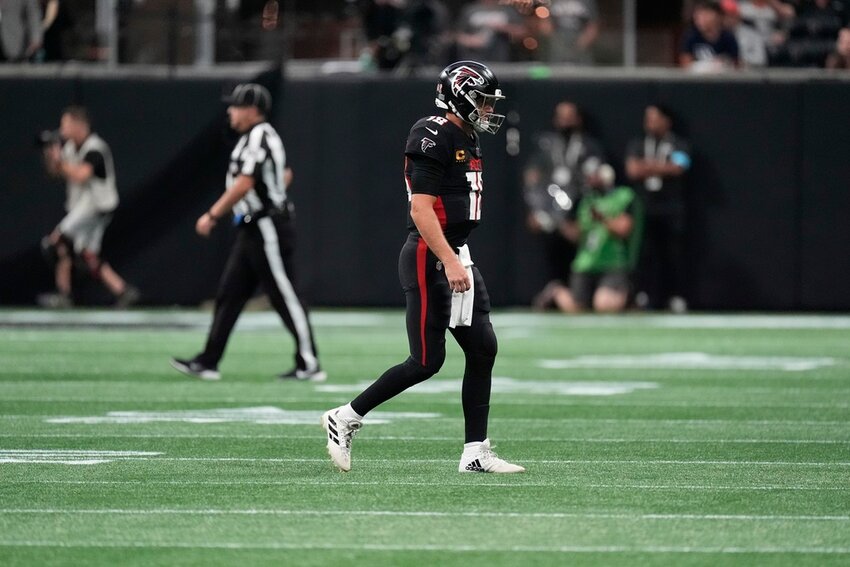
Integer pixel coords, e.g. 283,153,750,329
0,72,848,310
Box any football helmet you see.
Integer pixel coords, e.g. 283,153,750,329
435,61,505,134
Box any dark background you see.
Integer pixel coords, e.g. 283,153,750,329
1,72,848,310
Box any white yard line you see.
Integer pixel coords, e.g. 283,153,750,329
0,433,847,444
4,479,846,491
1,508,847,522
3,396,849,409
2,454,848,466
0,415,847,426
0,541,847,554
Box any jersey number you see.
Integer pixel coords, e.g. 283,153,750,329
466,171,483,220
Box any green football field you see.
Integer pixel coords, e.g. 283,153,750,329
1,309,848,566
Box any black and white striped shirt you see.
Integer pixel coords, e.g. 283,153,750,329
227,122,287,218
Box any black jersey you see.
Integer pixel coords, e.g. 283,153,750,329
404,115,484,248
227,122,288,219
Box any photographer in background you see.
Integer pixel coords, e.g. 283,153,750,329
532,163,643,314
40,105,139,308
525,101,605,298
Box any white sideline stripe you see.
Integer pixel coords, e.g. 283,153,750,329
4,309,850,330
0,541,848,554
1,434,847,445
257,217,317,372
2,508,847,522
5,480,846,491
2,455,847,466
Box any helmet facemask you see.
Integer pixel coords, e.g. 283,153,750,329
465,89,505,134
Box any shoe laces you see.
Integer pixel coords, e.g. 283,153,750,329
478,442,505,465
341,418,361,449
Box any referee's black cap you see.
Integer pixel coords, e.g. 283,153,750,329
223,83,272,114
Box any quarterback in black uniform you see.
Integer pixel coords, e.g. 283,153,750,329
171,83,323,382
322,61,524,474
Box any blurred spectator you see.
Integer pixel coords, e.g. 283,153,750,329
732,0,795,66
626,104,691,313
361,0,405,69
539,0,599,64
776,0,849,66
680,0,740,71
0,0,43,61
456,0,524,62
825,25,850,66
395,0,450,72
36,0,72,61
532,164,642,314
524,101,605,290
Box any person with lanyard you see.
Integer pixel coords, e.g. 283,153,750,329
625,103,692,313
524,100,605,301
171,83,324,382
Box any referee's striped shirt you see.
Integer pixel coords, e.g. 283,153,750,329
228,122,287,218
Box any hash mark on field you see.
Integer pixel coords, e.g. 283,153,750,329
0,450,162,465
44,407,440,425
538,352,838,372
318,377,658,396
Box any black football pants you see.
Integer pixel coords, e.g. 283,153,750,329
351,234,497,443
197,216,320,372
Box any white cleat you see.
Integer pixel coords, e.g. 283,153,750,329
321,406,362,472
459,438,525,474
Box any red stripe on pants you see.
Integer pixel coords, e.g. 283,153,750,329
416,237,429,366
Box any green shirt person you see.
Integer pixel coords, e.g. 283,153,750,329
572,184,642,275
534,164,643,313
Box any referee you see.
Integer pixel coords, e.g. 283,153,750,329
171,83,324,382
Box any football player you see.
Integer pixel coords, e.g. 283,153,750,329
322,61,524,474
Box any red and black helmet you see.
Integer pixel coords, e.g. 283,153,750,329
435,61,505,134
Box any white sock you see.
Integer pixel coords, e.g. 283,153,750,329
338,403,363,422
463,439,487,454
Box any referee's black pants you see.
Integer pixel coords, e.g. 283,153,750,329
351,234,497,443
197,215,320,372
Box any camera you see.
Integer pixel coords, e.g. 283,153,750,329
35,129,63,148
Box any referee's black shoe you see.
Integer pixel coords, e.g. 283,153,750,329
278,367,327,382
170,358,221,381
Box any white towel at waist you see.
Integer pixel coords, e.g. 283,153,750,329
449,244,474,328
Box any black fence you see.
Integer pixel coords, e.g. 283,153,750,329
1,71,848,310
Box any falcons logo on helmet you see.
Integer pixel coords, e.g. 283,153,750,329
449,66,485,97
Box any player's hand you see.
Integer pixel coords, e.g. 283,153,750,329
445,259,471,293
195,213,216,237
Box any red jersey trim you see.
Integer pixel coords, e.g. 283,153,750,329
433,196,447,229
416,237,429,366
